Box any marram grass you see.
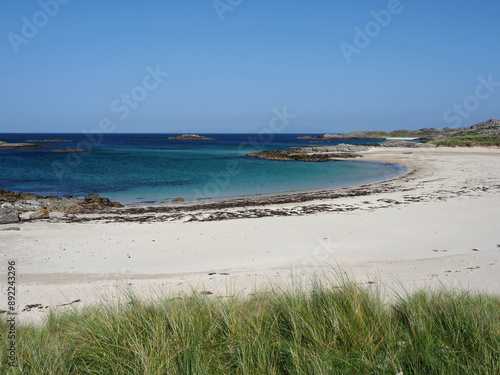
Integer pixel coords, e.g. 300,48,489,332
1,277,499,374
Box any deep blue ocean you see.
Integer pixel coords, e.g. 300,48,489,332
0,133,405,204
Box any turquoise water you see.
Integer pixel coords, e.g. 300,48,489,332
0,133,405,204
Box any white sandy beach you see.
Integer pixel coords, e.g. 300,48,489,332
1,147,500,323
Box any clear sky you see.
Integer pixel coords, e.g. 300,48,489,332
1,1,499,133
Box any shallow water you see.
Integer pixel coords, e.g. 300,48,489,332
0,133,405,203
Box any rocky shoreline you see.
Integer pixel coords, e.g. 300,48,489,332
247,142,432,162
0,191,123,224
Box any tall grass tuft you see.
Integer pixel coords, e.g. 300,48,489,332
1,275,499,374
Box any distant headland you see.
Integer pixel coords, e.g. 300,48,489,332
297,119,500,142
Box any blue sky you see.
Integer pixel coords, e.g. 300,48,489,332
1,1,499,133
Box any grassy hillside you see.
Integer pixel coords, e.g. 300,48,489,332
430,135,500,147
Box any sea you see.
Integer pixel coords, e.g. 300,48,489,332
0,133,406,204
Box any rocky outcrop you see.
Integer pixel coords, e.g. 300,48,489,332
29,210,49,220
298,131,388,140
0,190,124,223
376,141,435,148
248,151,337,161
469,119,500,134
83,194,124,209
24,139,74,142
247,144,368,162
0,141,49,150
290,144,371,153
172,197,185,202
168,134,216,140
0,210,20,224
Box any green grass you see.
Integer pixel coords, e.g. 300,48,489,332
1,277,500,374
429,135,500,147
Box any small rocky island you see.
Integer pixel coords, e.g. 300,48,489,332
168,134,216,140
0,141,49,150
25,139,74,142
248,144,370,162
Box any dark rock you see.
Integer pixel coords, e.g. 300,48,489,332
98,197,111,205
172,197,185,202
84,193,100,202
1,227,20,231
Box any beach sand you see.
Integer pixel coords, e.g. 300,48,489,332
1,147,500,323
